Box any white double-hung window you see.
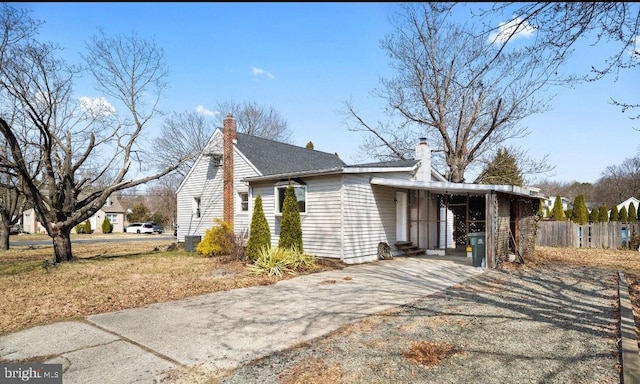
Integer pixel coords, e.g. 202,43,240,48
275,181,306,214
239,192,249,212
105,213,118,224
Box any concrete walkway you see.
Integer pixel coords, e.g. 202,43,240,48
0,256,483,384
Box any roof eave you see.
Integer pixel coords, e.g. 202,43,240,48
343,166,415,173
369,177,545,199
243,167,345,183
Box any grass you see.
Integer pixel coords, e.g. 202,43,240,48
524,246,640,275
3,242,640,338
2,242,640,383
0,236,345,336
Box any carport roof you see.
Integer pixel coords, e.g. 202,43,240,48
369,177,544,199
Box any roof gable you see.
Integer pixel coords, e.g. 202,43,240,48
102,195,125,213
235,132,346,176
617,197,640,211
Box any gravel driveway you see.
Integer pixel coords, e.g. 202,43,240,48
205,262,621,384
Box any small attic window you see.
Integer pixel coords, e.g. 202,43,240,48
203,151,223,167
211,153,223,167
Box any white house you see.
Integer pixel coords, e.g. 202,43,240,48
176,114,544,267
543,196,574,215
616,197,640,214
23,195,126,234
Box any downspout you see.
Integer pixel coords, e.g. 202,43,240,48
486,191,495,269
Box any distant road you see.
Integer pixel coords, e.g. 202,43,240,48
10,234,176,247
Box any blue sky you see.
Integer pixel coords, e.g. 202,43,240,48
15,2,640,184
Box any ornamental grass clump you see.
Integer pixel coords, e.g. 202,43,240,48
249,245,316,277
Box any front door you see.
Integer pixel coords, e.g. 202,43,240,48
396,191,408,241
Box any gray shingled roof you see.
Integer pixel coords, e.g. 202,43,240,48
102,195,125,213
236,132,346,176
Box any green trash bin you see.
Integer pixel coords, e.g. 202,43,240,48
468,232,486,267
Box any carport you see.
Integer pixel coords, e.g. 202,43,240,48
370,177,544,268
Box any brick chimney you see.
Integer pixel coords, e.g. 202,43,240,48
223,114,237,227
414,137,431,182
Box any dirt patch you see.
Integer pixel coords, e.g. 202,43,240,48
278,358,345,384
402,340,459,368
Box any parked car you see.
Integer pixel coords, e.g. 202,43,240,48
125,222,154,234
9,224,22,235
146,222,164,234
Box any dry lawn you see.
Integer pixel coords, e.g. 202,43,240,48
522,246,640,275
3,241,640,383
0,235,345,335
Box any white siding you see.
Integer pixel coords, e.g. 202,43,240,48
341,174,396,264
233,151,258,236
248,183,277,248
297,176,342,258
176,155,223,241
176,132,258,242
248,176,343,259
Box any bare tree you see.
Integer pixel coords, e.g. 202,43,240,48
145,177,179,231
0,106,31,249
593,155,640,206
151,101,293,227
0,173,28,249
152,111,215,178
0,9,186,262
345,3,555,183
216,100,292,143
153,101,292,178
0,4,42,249
468,2,640,118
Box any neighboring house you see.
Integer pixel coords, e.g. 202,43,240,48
543,196,574,215
616,197,640,214
23,195,126,234
176,114,545,267
94,195,126,233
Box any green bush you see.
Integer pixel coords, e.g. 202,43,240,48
248,245,315,277
589,208,599,223
127,203,150,223
620,206,629,223
630,202,638,223
278,184,303,251
246,194,271,261
572,195,588,225
83,219,92,234
75,223,85,234
101,217,113,233
551,195,566,221
599,206,609,222
196,218,234,257
610,205,619,222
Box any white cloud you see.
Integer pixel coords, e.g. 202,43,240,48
79,96,115,117
632,35,640,60
196,105,219,117
488,17,536,45
252,66,274,79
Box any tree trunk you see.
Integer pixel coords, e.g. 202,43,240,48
53,229,73,263
0,225,9,250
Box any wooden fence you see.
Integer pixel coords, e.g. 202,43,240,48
536,221,640,249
